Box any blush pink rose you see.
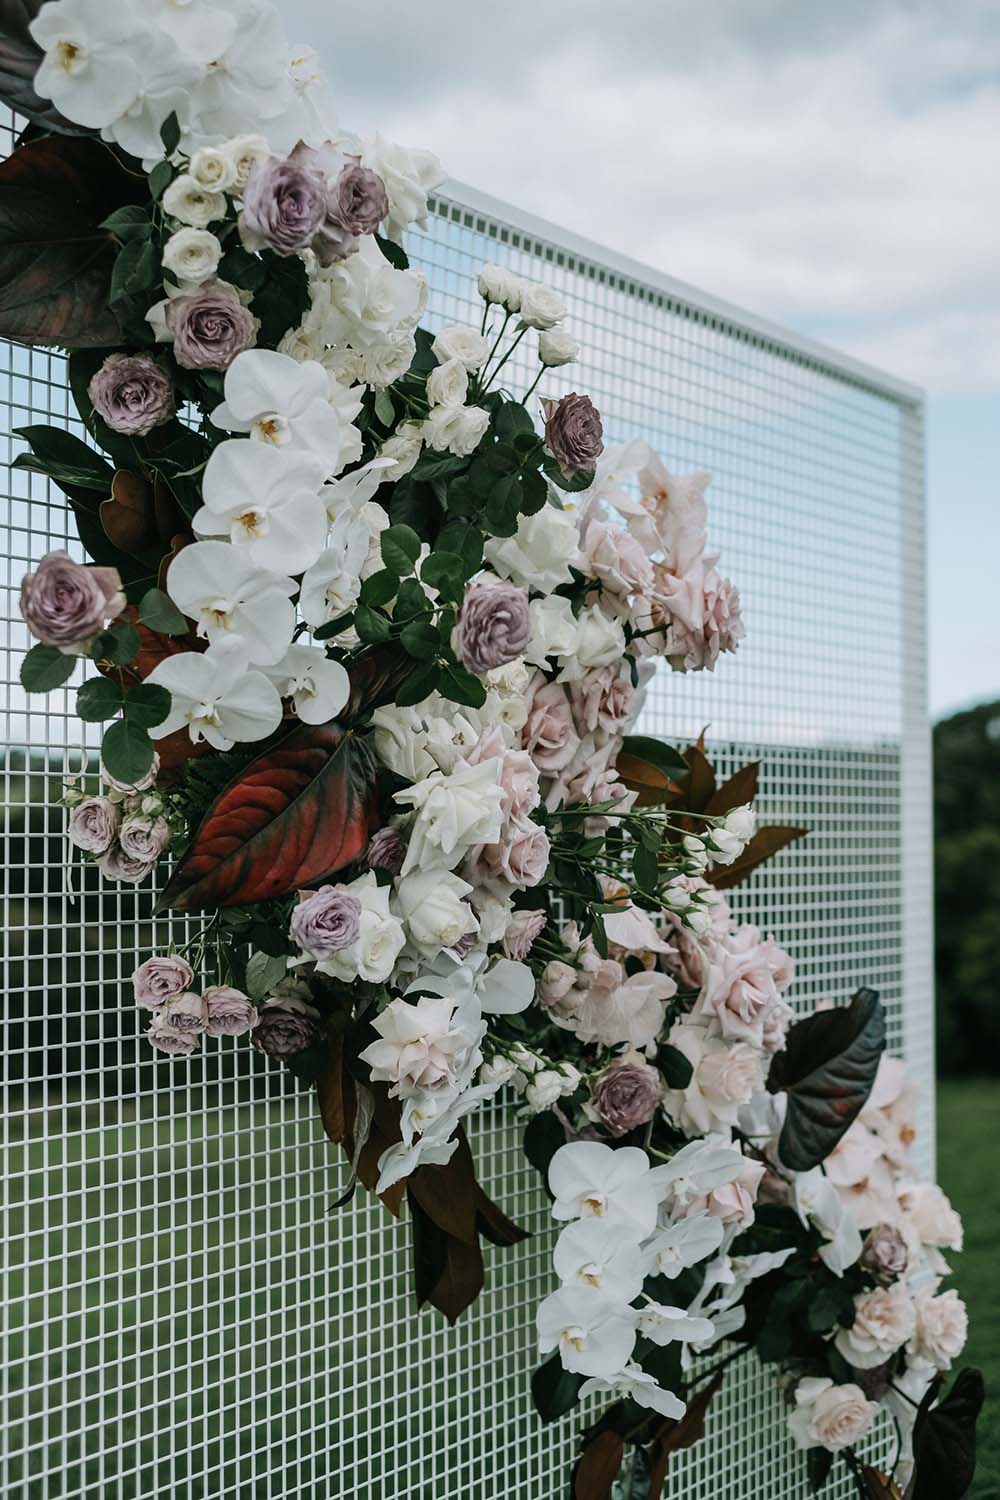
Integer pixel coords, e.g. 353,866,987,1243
521,680,580,772
581,519,654,596
133,955,195,1010
684,1155,765,1228
502,908,546,960
569,664,635,737
660,561,744,673
68,796,120,854
693,927,781,1046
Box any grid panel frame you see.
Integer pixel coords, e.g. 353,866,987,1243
1,123,929,1499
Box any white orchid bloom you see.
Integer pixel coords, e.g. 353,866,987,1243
165,541,296,667
579,1363,686,1421
264,644,349,725
548,1142,659,1238
299,516,372,627
536,1285,637,1378
145,638,283,751
375,1078,501,1193
636,1302,716,1346
642,1213,726,1279
322,458,396,527
211,350,344,479
648,1136,748,1212
793,1168,863,1275
30,0,153,129
552,1220,645,1304
195,439,328,575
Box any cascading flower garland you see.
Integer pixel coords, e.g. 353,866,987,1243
2,2,982,1496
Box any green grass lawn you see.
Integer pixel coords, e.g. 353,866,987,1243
936,1079,1000,1500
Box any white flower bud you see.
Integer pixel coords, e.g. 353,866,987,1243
537,328,579,367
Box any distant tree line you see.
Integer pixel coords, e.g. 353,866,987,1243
934,699,1000,1074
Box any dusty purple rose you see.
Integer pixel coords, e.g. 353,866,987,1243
147,1013,198,1055
133,955,194,1011
67,796,120,854
242,154,328,255
163,991,208,1035
118,815,171,863
20,550,124,648
87,353,175,436
98,844,154,884
252,993,322,1058
502,908,546,960
165,280,259,371
861,1224,909,1284
542,392,604,480
365,826,405,876
103,752,160,795
289,884,362,960
587,1050,663,1137
453,575,532,674
332,162,388,235
204,985,258,1037
286,144,363,267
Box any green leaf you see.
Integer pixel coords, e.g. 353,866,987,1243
13,451,114,491
138,587,187,635
542,454,595,492
13,424,115,486
20,643,77,692
99,204,153,243
245,950,288,1003
380,523,422,576
122,682,171,729
354,604,391,644
394,661,441,708
91,624,140,666
437,662,486,709
359,569,399,608
591,911,609,959
412,452,468,483
420,549,465,601
110,236,159,305
76,676,123,721
806,1448,833,1494
519,466,548,516
148,159,173,201
523,1109,566,1183
375,234,409,271
394,576,430,621
313,613,355,641
632,841,659,893
217,245,268,292
400,620,441,661
101,718,155,786
159,111,181,157
620,735,689,777
435,521,483,579
495,401,536,441
531,1352,583,1423
374,388,395,426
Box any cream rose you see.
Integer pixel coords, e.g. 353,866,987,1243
909,1288,968,1369
788,1377,879,1453
835,1284,917,1369
395,868,478,953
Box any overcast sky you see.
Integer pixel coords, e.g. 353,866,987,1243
285,0,999,719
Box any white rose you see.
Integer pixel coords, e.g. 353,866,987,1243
426,357,469,408
359,134,443,238
189,147,237,193
480,1055,517,1086
518,283,567,330
316,873,405,985
557,604,626,680
524,595,579,666
787,1378,879,1453
526,1069,567,1110
898,1180,963,1250
835,1284,917,1369
909,1288,968,1369
395,868,479,954
538,329,579,367
379,420,424,481
483,506,580,593
372,704,437,782
222,134,271,195
431,326,490,371
471,889,515,944
477,263,526,311
356,332,418,389
162,174,226,229
422,403,490,457
162,228,222,285
395,757,506,875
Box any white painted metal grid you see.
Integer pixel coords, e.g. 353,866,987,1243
1,128,929,1497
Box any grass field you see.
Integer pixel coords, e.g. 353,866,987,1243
936,1079,1000,1500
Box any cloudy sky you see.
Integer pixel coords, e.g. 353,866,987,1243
285,0,999,719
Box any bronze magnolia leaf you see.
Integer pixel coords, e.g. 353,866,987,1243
767,988,887,1172
683,738,717,810
574,1431,625,1500
0,134,142,346
646,1371,725,1500
317,1034,355,1148
705,823,808,890
704,760,760,815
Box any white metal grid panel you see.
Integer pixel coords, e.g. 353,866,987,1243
1,129,929,1498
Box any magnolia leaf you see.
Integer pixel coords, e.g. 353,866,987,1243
911,1367,984,1500
646,1371,725,1500
473,1184,529,1247
156,724,378,912
861,1469,902,1499
705,824,809,890
408,1128,479,1246
682,741,717,810
704,760,760,815
617,752,686,807
574,1431,625,1500
0,135,143,345
767,988,886,1171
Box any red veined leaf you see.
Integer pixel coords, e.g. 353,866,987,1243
156,723,377,912
767,987,886,1171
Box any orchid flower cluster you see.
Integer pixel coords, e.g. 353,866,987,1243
8,1,979,1495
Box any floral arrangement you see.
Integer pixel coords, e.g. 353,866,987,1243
1,2,982,1496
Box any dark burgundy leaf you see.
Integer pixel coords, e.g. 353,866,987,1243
646,1371,725,1499
911,1367,984,1500
0,2,88,134
156,723,377,911
574,1431,625,1500
474,1184,529,1247
342,643,416,722
767,988,886,1171
0,135,142,346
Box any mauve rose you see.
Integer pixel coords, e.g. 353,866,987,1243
289,884,362,960
68,796,120,854
365,826,404,876
861,1224,909,1284
133,955,194,1011
453,575,532,675
252,994,322,1058
147,1013,198,1055
21,550,125,648
103,752,160,795
569,665,634,738
164,991,208,1034
582,520,654,596
118,815,171,863
467,819,550,891
333,161,388,235
165,280,259,370
204,985,258,1037
98,844,154,884
242,154,327,255
87,353,175,436
541,392,604,480
521,680,580,773
502,908,546,960
588,1050,663,1136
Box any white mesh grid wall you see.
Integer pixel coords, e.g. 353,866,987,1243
1,129,930,1499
